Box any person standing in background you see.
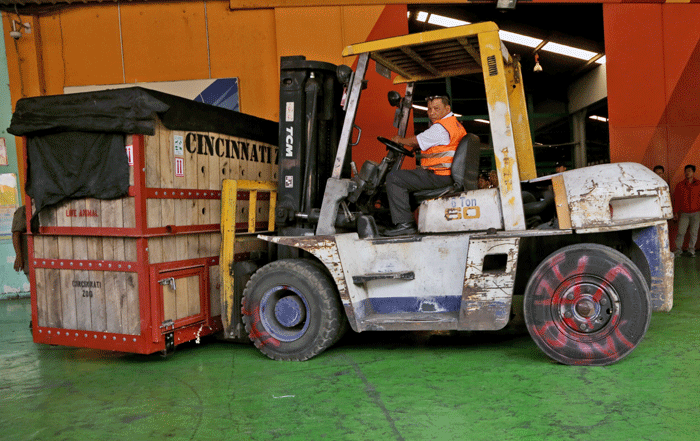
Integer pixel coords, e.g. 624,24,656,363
673,165,700,257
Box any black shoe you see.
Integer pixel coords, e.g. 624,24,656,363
382,222,417,237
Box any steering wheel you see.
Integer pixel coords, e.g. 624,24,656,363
377,136,415,157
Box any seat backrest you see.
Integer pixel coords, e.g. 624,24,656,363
450,133,481,191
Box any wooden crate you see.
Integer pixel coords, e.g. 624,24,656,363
28,117,276,354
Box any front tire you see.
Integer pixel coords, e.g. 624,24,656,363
241,259,342,360
524,244,651,366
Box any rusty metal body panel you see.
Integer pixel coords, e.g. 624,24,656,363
558,162,673,230
260,232,526,332
417,188,503,233
461,237,519,330
631,222,674,312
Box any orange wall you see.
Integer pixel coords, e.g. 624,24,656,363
604,3,700,190
2,1,408,192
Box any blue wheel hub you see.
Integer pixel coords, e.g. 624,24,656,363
260,285,310,342
275,296,306,327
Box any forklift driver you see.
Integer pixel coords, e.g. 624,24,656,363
383,95,467,236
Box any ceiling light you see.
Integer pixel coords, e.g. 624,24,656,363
412,104,428,111
499,30,542,48
427,13,469,28
407,11,411,19
416,11,428,23
474,119,490,124
541,42,597,61
589,115,608,122
596,55,606,65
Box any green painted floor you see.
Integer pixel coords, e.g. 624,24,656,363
2,257,699,441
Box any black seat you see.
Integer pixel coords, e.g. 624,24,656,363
413,133,482,203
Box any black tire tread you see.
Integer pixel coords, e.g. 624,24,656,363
523,243,651,366
241,259,342,361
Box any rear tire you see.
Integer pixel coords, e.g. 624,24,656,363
242,259,342,360
524,244,651,366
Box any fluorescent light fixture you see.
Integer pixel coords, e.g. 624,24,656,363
499,30,542,48
412,104,428,111
427,13,469,28
589,115,608,122
416,11,428,22
474,119,490,124
453,112,463,117
541,42,597,61
407,11,411,19
596,55,606,65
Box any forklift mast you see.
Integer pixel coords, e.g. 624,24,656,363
276,56,350,235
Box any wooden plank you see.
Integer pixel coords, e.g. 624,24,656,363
59,267,77,330
123,198,136,229
85,198,100,229
103,270,121,334
45,268,62,328
148,237,163,264
124,273,140,335
173,130,189,257
146,122,161,229
197,136,211,254
87,239,106,333
145,123,161,188
124,239,137,262
56,198,77,330
187,274,200,317
175,275,189,320
186,134,200,260
72,211,91,331
209,265,221,317
160,123,176,231
211,233,222,259
35,268,47,327
40,236,60,328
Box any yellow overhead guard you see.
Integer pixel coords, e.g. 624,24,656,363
342,22,502,84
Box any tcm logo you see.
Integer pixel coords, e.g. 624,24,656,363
285,126,294,157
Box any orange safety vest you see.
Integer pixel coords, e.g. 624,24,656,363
419,115,467,176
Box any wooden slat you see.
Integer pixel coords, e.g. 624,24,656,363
35,267,47,327
175,276,190,319
73,227,91,331
187,275,200,317
124,273,140,335
146,123,161,229
41,236,61,328
148,237,163,264
160,122,176,232
87,239,106,333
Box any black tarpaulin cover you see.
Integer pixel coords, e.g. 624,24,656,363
25,132,129,232
8,87,278,231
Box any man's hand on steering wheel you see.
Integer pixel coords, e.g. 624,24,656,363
377,136,415,157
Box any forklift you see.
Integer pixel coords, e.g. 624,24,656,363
220,22,673,366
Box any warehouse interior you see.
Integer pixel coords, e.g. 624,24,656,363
2,1,700,439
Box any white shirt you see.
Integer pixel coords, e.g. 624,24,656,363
416,112,453,151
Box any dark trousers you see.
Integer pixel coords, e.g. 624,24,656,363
386,168,453,224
